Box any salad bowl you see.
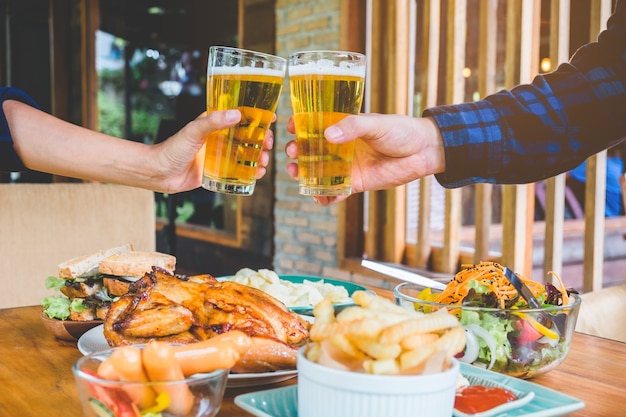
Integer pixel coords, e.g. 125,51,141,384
394,268,581,379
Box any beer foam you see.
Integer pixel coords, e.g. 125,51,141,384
209,65,285,78
288,59,366,78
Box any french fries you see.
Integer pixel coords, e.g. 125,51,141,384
306,291,465,375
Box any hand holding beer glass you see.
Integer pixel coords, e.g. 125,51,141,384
288,50,366,196
203,46,286,195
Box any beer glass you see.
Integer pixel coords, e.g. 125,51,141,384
288,50,366,196
203,46,286,195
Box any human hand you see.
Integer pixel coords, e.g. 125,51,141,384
285,113,445,205
154,110,274,194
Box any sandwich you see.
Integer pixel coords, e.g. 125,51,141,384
41,244,176,321
42,243,133,321
99,250,176,297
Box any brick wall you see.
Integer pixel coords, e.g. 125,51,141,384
273,0,343,276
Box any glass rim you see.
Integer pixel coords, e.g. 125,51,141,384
72,346,229,386
394,281,582,313
289,49,366,60
208,45,286,63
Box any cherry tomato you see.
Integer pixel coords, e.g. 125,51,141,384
515,318,543,344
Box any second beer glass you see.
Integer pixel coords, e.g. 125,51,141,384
288,50,366,196
203,46,286,195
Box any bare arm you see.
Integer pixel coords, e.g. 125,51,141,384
4,100,272,193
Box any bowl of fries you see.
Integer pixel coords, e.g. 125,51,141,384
73,343,229,417
298,291,465,417
394,262,581,379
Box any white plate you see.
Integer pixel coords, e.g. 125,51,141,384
77,324,109,356
78,324,307,388
227,369,298,389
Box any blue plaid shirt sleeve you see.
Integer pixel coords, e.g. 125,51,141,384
1,87,40,172
425,0,626,188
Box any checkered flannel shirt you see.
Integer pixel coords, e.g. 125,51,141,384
426,0,626,188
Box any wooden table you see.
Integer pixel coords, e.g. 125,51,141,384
1,305,624,417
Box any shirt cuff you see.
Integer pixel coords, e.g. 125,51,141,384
1,87,40,172
423,100,504,188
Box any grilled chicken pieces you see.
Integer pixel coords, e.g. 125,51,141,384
103,268,311,373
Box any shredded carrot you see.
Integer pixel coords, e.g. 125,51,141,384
433,261,545,309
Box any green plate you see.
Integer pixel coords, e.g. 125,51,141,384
218,275,369,315
234,363,584,417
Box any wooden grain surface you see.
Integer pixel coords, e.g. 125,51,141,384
1,301,624,416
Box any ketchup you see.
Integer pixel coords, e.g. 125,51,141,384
454,385,517,414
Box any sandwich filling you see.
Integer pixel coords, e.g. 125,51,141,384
41,244,176,321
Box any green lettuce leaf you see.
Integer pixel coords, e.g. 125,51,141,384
41,296,71,320
41,296,86,320
460,309,514,366
45,276,66,291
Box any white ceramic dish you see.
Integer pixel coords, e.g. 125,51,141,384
78,324,304,388
296,348,459,417
235,362,584,417
452,373,534,417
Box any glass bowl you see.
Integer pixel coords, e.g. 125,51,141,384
394,282,581,379
73,346,228,417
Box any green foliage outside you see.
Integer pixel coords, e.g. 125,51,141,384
155,195,195,223
97,92,125,138
97,58,174,142
97,46,196,226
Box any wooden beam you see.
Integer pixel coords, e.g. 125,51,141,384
80,0,98,131
543,0,570,281
473,0,498,263
412,0,441,268
583,152,607,292
339,0,367,264
500,0,540,277
340,0,367,53
364,0,412,263
440,0,466,273
582,0,613,292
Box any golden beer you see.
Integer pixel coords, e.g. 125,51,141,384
289,51,366,196
203,47,285,195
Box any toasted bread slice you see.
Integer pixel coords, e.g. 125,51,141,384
57,243,134,279
99,251,176,277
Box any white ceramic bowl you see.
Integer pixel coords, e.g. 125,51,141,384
297,347,460,417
